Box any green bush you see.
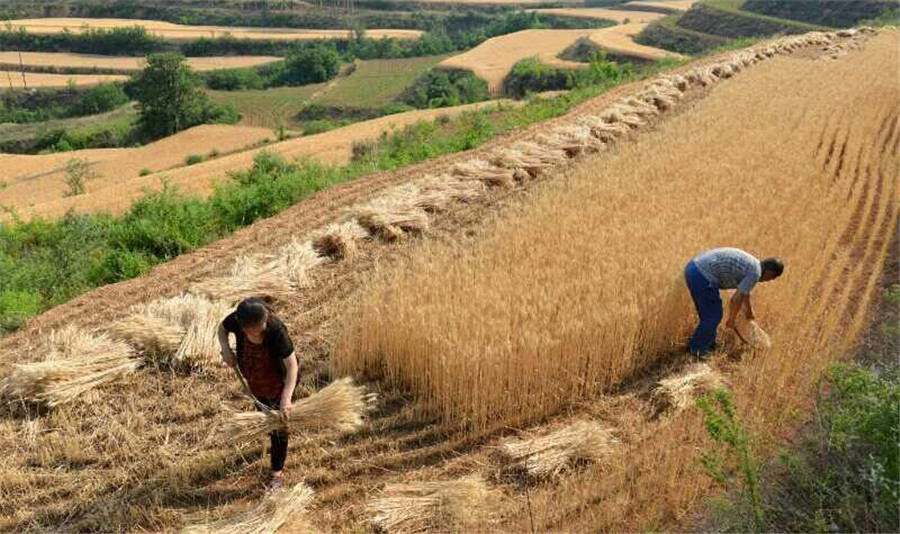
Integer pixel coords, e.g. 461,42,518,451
280,44,341,86
503,52,634,98
0,290,43,333
402,69,490,109
204,68,266,91
69,83,129,116
185,154,204,166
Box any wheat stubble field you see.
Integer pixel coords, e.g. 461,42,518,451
0,28,896,534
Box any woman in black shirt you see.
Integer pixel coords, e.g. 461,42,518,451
217,298,298,490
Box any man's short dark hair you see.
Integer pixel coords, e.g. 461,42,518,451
761,257,785,278
236,298,269,328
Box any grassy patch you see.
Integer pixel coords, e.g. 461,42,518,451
207,84,324,129
317,56,448,109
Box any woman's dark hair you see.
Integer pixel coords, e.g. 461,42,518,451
761,257,785,278
235,298,269,328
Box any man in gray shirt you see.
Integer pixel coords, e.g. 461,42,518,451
684,247,784,356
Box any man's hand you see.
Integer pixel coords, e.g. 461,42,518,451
279,401,292,424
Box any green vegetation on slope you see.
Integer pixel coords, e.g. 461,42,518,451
742,0,898,28
0,57,681,333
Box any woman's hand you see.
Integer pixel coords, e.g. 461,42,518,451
221,347,236,367
279,400,292,424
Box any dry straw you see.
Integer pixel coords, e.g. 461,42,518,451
112,294,230,369
219,377,373,444
191,255,294,303
271,238,326,289
0,326,141,407
311,220,369,260
651,363,728,414
353,197,430,241
368,476,490,534
500,420,618,478
451,158,518,188
179,482,314,534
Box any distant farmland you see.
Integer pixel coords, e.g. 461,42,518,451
0,52,281,72
0,70,128,88
6,18,424,41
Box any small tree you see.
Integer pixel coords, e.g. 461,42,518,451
281,44,341,86
64,158,95,197
131,53,209,138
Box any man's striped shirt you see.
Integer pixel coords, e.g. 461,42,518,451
693,247,762,294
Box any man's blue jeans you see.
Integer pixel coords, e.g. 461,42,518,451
685,259,722,355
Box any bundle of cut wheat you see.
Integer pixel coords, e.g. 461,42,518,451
621,97,660,117
500,420,618,478
179,482,314,534
536,126,605,156
1,327,142,407
113,294,230,368
109,314,185,356
354,196,430,241
599,109,645,129
577,115,632,142
640,88,679,112
450,159,517,188
651,363,728,414
272,238,325,289
368,476,490,534
417,174,486,205
490,142,568,177
311,220,369,260
191,255,294,303
219,377,374,444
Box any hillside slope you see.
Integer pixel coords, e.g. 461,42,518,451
0,28,893,534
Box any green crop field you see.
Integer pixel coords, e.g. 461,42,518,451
207,84,325,129
208,55,448,130
316,55,449,109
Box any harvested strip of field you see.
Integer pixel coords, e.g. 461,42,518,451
0,52,281,72
336,31,897,431
531,7,666,23
588,23,686,60
0,124,274,209
0,70,128,88
7,18,423,42
10,100,518,220
624,0,698,12
439,29,597,93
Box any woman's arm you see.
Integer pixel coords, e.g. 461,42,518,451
217,323,236,367
279,353,299,422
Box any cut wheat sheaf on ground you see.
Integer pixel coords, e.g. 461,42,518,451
0,27,894,534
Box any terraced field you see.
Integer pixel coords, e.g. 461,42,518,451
588,22,686,60
0,70,128,88
625,0,699,12
0,52,281,72
6,18,423,41
531,7,665,23
6,100,517,220
0,28,891,534
208,84,326,129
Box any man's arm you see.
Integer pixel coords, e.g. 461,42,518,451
744,293,755,320
279,353,299,422
726,291,746,328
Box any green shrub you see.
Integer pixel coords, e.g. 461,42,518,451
302,120,336,136
69,83,129,116
185,154,204,166
402,69,490,109
503,52,634,98
63,158,96,197
0,290,43,333
204,67,266,91
280,44,341,86
139,168,152,177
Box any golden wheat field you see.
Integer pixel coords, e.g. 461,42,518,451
625,0,698,12
0,28,895,534
531,7,665,23
438,29,599,92
589,22,686,60
7,18,423,41
0,70,129,88
0,52,281,72
0,124,275,211
6,100,517,220
439,24,679,93
338,30,898,432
